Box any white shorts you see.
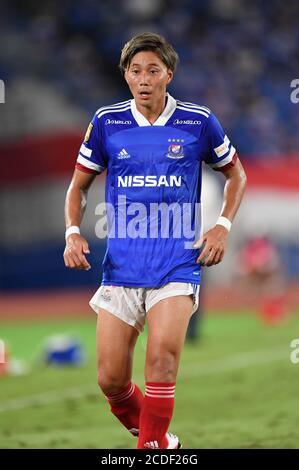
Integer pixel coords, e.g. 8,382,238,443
89,282,200,333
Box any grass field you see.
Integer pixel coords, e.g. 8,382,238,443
0,311,299,449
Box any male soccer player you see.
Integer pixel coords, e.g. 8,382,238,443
64,32,247,449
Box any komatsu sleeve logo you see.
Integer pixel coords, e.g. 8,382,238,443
214,135,230,157
117,175,182,187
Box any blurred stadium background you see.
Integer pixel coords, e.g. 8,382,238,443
0,0,299,449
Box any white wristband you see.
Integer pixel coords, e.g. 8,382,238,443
216,216,232,232
65,226,80,240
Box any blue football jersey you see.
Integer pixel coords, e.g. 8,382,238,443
76,94,236,287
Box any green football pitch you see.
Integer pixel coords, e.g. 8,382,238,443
0,311,299,449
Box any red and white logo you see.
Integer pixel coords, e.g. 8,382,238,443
167,144,184,159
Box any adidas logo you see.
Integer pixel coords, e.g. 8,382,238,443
117,148,131,159
144,440,159,449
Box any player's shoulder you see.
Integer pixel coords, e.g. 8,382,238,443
94,99,132,120
176,99,212,120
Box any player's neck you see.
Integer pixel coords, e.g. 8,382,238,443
135,95,167,125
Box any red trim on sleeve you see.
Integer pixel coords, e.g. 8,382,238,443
214,152,238,172
75,162,99,174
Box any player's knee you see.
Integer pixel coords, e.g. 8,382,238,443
146,350,178,382
97,370,129,396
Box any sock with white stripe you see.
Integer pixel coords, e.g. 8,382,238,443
105,382,143,436
137,382,175,449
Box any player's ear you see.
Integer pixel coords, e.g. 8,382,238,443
124,69,129,85
166,69,173,85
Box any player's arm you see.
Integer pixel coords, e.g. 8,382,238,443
195,156,247,266
63,169,97,271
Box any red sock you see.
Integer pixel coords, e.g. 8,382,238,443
137,382,175,449
105,382,143,436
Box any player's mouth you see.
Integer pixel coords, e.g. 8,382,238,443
139,91,152,99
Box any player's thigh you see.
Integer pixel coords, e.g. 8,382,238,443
96,308,139,379
146,295,193,359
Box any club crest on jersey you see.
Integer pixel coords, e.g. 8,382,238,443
102,288,112,302
167,144,184,159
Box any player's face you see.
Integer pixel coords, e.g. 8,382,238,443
124,51,173,107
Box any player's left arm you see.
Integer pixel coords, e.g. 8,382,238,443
195,156,247,266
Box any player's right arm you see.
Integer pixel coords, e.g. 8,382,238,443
63,169,96,271
64,111,107,271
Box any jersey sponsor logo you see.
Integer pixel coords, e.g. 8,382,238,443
166,144,184,159
117,148,131,159
84,122,93,143
214,135,230,158
117,175,182,187
173,118,201,125
105,119,132,125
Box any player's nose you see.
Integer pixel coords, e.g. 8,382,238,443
139,72,150,85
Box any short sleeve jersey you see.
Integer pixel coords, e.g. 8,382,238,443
76,94,237,287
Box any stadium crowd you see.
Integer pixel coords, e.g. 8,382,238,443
1,0,299,157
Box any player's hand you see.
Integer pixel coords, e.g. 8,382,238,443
194,225,229,267
63,234,91,271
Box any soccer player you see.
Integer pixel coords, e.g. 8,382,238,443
63,32,247,449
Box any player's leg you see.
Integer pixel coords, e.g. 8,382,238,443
96,309,143,436
137,292,194,449
145,295,193,382
96,308,139,394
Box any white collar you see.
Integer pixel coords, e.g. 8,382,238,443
131,93,177,127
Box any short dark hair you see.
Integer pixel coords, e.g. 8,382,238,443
119,32,179,75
